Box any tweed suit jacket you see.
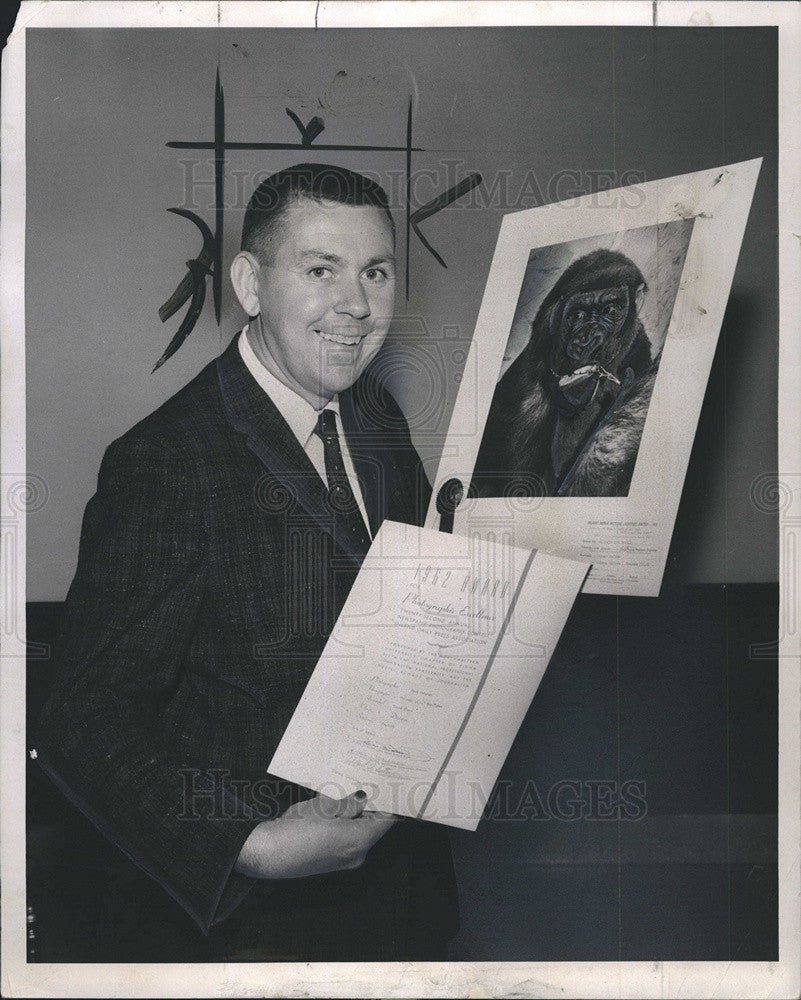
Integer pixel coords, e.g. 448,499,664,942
37,334,456,947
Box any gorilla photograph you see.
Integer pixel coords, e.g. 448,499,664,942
472,220,694,498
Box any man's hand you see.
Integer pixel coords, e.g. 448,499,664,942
234,791,398,880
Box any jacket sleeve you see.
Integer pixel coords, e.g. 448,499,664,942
36,430,262,934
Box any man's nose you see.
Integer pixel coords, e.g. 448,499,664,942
333,276,371,320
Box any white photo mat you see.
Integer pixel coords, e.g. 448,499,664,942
1,3,799,1000
425,159,762,597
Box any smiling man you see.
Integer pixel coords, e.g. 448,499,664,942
233,185,397,405
36,164,458,962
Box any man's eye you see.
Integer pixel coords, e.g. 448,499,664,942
308,266,331,279
363,267,388,282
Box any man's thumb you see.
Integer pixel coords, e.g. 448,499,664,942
336,789,367,819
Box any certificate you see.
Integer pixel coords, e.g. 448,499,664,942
269,520,588,829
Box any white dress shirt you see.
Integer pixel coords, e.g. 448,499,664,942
238,328,372,537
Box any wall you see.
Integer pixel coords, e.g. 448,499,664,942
25,27,778,599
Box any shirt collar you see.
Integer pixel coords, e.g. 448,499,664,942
238,325,339,450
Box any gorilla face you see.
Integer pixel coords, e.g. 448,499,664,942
552,284,637,375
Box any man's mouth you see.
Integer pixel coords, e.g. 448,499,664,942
314,328,366,347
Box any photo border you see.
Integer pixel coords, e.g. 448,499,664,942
2,2,798,997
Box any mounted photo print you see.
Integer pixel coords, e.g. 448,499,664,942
426,160,762,596
3,4,798,999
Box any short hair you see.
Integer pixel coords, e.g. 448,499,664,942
241,162,395,263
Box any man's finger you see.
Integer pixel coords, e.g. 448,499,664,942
360,809,398,831
314,792,339,814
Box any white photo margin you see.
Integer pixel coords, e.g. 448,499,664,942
1,2,798,998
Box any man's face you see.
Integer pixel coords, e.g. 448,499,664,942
249,197,396,406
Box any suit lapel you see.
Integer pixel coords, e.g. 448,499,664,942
339,380,414,534
215,335,368,566
338,387,385,537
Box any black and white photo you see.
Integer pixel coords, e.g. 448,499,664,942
1,4,798,998
472,221,693,498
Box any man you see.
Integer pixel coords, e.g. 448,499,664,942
36,164,458,961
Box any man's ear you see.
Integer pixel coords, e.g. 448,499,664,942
230,251,262,317
634,282,646,314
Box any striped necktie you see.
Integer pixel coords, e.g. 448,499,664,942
313,409,371,554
